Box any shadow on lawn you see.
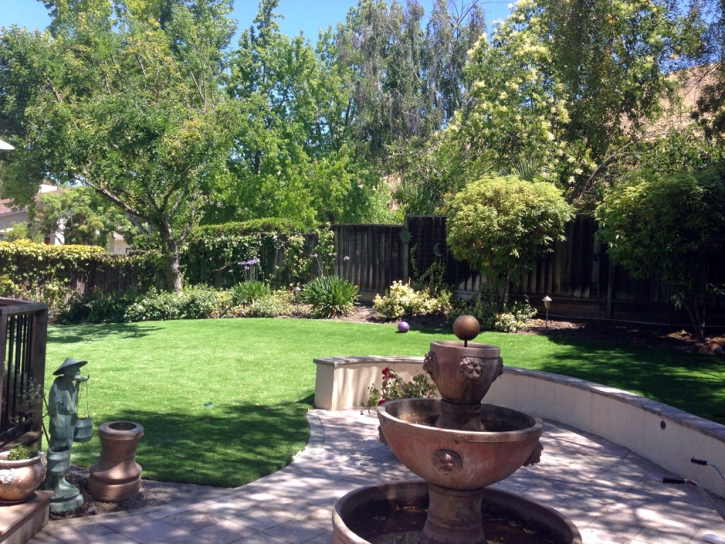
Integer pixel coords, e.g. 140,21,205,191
532,335,725,424
48,322,164,344
72,394,315,488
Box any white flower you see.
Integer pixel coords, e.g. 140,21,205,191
573,168,583,175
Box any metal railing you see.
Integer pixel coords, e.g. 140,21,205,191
0,298,48,447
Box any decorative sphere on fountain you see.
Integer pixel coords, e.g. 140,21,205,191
453,315,480,342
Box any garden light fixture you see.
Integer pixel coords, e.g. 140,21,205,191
543,296,552,328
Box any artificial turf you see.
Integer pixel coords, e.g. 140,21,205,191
45,318,725,487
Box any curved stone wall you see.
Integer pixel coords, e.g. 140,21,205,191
313,356,725,497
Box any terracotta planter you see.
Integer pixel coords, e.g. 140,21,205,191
88,421,144,502
0,450,47,505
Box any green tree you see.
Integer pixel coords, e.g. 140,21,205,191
0,0,238,291
35,186,135,247
596,170,725,340
446,176,574,292
445,0,701,205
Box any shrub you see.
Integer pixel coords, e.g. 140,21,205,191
447,176,574,288
373,281,452,320
57,291,138,324
125,286,228,322
450,290,537,333
303,276,359,318
596,170,725,340
238,290,299,318
232,281,272,306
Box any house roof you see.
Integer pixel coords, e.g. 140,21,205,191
0,184,65,217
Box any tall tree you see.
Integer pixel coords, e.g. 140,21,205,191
0,0,238,291
444,0,702,205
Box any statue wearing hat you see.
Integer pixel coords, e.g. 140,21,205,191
43,358,90,512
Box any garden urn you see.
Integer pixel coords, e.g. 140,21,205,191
0,450,47,505
88,421,144,502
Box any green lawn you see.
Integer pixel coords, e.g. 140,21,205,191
45,319,725,487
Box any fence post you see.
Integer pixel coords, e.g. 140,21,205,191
402,218,409,283
606,259,615,320
28,308,48,447
0,313,6,430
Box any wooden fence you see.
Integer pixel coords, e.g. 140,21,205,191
61,215,725,326
402,215,725,326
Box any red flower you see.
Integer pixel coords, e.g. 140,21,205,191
378,399,387,406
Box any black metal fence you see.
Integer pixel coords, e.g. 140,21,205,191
0,298,48,447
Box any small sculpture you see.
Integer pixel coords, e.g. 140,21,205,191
43,358,90,513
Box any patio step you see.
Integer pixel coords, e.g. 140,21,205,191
0,490,54,544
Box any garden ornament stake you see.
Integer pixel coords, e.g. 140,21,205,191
42,358,90,513
543,296,552,328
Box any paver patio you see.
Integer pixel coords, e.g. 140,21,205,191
28,409,725,544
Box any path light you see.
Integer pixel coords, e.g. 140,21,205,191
543,296,552,328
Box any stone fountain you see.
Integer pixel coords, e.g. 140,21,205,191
332,316,582,544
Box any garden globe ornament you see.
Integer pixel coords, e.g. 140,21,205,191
398,321,410,333
43,358,90,513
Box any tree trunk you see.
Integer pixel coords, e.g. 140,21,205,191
162,235,183,293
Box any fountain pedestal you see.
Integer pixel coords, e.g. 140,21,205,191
423,484,486,544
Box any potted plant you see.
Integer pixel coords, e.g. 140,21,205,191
0,444,47,504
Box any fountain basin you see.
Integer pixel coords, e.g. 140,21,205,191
332,480,582,544
378,399,543,490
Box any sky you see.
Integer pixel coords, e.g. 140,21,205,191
0,0,512,44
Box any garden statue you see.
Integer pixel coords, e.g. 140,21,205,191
42,358,90,513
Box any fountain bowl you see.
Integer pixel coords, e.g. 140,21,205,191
378,399,543,490
332,479,582,544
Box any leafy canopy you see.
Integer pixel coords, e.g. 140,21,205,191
447,176,574,287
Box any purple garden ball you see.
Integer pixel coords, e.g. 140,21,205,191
397,321,410,333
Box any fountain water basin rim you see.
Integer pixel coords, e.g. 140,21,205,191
332,479,583,544
378,399,544,489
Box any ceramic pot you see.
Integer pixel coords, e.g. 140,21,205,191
0,450,47,504
74,417,94,443
88,421,143,502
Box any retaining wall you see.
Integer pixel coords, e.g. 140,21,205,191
313,356,725,498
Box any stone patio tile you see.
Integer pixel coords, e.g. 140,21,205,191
235,533,292,543
580,525,632,544
189,497,258,518
145,503,196,520
192,518,258,543
157,511,224,533
300,508,334,531
160,533,215,544
300,531,333,543
262,520,328,543
43,519,117,542
274,499,325,519
230,507,297,531
26,531,65,544
115,520,189,544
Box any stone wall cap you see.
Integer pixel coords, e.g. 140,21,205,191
313,356,425,367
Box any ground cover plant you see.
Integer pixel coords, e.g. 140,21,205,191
45,319,725,488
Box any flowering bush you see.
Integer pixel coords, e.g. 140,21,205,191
373,281,451,320
362,367,437,413
450,293,537,333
